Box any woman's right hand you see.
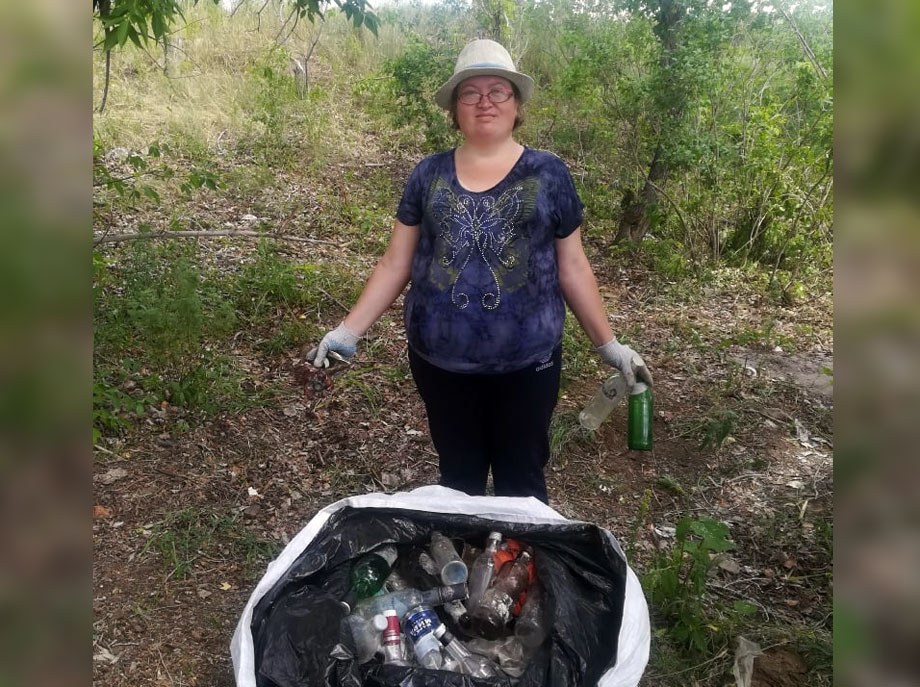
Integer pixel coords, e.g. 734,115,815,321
306,322,360,368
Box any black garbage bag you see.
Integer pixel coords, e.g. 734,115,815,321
231,487,650,687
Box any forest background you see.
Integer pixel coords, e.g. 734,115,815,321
92,0,833,685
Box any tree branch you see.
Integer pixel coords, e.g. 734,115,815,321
253,0,270,31
646,177,690,246
97,48,112,113
274,6,297,45
778,3,827,81
93,229,339,247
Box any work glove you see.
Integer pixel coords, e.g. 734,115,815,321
306,322,360,368
597,337,653,388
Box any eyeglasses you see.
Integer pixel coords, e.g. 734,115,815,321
457,88,514,105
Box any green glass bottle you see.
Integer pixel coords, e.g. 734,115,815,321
627,382,653,450
342,545,398,611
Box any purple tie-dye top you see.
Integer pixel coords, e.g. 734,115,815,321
396,147,583,374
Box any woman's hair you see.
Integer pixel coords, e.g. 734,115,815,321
449,82,524,131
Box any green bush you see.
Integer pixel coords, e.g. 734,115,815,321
93,241,240,436
643,516,736,653
381,37,457,152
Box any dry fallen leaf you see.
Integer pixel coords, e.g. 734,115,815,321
94,505,113,518
97,467,129,485
220,582,232,591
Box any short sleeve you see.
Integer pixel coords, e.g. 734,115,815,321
552,160,584,239
396,162,426,227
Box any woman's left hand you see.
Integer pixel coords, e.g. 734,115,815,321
597,337,653,388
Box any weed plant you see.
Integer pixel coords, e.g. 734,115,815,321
94,241,243,439
548,411,594,468
643,516,737,654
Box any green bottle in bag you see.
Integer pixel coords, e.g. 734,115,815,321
627,382,653,450
342,545,398,610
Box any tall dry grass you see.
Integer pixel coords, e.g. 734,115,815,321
92,1,411,165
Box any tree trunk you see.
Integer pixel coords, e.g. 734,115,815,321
614,0,681,245
97,48,112,113
615,144,669,243
95,0,113,113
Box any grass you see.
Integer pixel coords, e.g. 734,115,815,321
141,507,281,580
337,369,385,416
548,410,594,468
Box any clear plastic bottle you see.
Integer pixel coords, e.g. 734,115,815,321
342,545,398,610
467,531,502,612
429,532,468,585
514,582,548,648
627,382,653,450
349,583,468,619
402,606,444,669
345,612,388,664
381,609,408,666
472,548,533,637
467,636,527,678
434,625,500,678
417,552,470,627
579,373,628,430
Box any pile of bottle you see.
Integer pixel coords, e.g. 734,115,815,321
339,531,549,678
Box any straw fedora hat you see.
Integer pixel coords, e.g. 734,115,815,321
435,39,534,110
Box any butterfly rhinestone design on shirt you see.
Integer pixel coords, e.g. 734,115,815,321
428,176,539,310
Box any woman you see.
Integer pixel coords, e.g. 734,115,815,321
308,39,652,503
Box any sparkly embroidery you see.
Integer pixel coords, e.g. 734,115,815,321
427,176,539,310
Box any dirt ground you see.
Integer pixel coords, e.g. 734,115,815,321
92,264,832,686
93,140,832,687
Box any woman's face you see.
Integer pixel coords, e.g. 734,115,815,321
454,76,518,141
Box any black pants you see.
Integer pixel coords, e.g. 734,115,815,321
408,347,562,503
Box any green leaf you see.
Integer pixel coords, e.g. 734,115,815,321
103,28,121,52
689,517,736,553
141,186,161,203
116,17,131,46
365,13,379,36
675,517,692,542
152,11,165,40
127,26,144,49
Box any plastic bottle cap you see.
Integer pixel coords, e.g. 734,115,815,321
441,560,468,585
438,583,469,603
372,614,388,631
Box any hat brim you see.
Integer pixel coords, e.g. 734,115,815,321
435,68,534,110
